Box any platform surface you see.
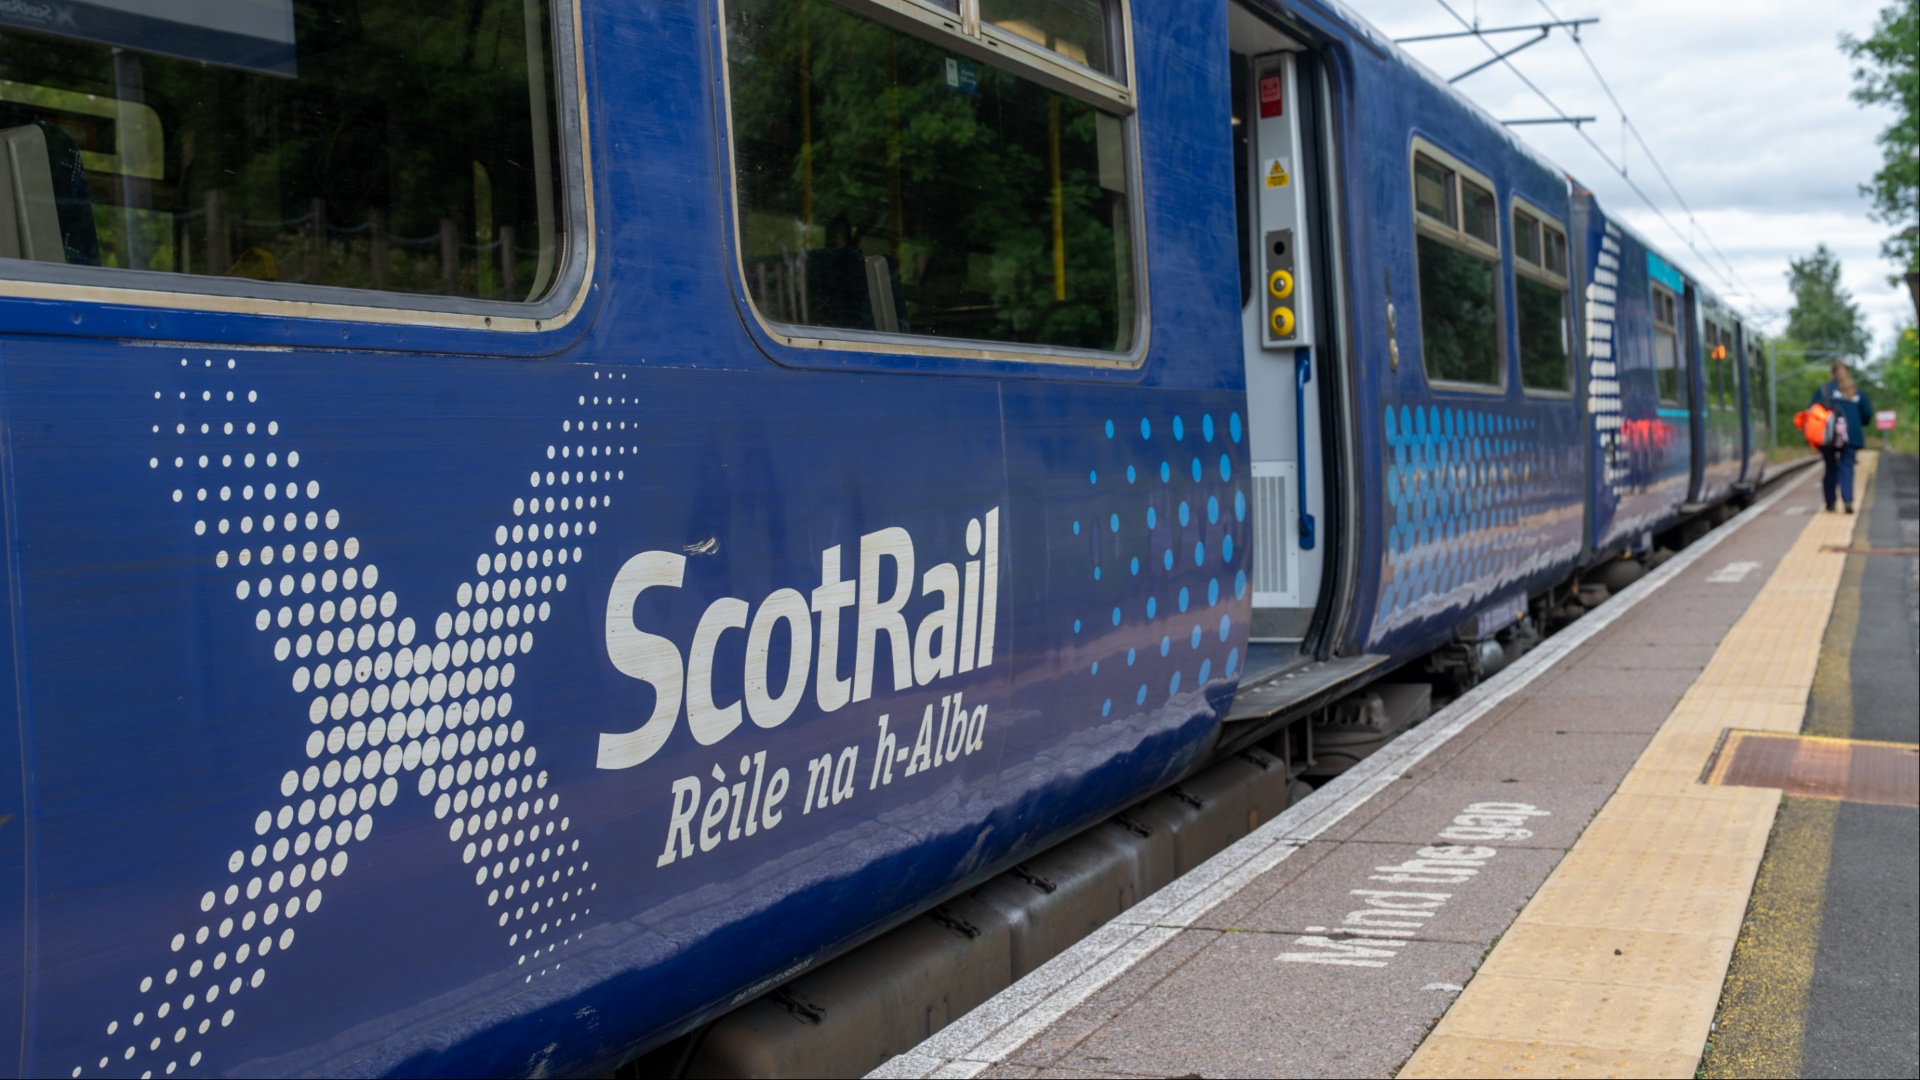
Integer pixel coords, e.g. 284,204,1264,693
875,453,1919,1080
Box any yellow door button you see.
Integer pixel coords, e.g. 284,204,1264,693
1268,268,1294,300
1270,306,1295,337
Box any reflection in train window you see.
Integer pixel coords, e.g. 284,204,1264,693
0,0,564,303
725,0,1135,354
1652,284,1682,404
1411,147,1501,388
1512,204,1570,393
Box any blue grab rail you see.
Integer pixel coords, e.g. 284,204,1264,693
1295,348,1316,550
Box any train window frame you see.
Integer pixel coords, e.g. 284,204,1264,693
1510,197,1572,396
1650,282,1683,406
0,0,596,334
1408,138,1505,392
713,0,1150,369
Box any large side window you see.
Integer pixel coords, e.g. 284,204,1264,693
0,0,567,306
1512,202,1570,393
725,0,1137,355
1411,146,1501,388
1651,284,1682,404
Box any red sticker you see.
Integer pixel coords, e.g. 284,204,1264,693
1258,74,1283,118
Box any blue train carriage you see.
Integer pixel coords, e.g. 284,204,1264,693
1331,27,1587,664
0,0,1766,1074
0,0,1288,1074
1573,194,1699,555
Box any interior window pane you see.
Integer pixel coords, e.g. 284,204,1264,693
0,0,564,301
1512,209,1539,265
1544,228,1566,276
1461,181,1495,246
1416,233,1500,385
1654,327,1682,404
1516,274,1569,391
727,0,1135,352
981,0,1111,73
1414,155,1451,225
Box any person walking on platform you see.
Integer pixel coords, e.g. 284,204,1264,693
1811,360,1873,513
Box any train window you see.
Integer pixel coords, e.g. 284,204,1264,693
1651,284,1682,404
1410,144,1501,388
0,0,569,311
1705,321,1732,409
1414,156,1453,225
724,0,1137,357
982,0,1115,75
1512,203,1570,394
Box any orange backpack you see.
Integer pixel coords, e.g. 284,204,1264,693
1794,401,1847,449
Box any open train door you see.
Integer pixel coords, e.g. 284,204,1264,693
1229,4,1344,654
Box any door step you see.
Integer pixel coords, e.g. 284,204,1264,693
1222,652,1390,724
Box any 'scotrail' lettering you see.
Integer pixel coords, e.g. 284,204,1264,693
600,509,1001,769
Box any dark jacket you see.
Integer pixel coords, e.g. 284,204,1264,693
1811,382,1874,447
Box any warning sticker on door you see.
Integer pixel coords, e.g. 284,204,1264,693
1259,73,1284,117
1265,158,1291,188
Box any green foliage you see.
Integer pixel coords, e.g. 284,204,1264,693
1784,245,1871,361
1878,324,1920,451
1769,336,1834,449
1842,0,1920,277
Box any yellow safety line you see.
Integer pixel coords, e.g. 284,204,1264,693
1398,453,1879,1079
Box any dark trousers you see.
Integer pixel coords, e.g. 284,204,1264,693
1821,444,1858,508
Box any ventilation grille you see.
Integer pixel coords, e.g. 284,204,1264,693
1253,469,1290,596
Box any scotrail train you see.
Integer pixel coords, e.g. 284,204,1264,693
0,0,1767,1074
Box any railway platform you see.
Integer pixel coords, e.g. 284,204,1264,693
874,452,1920,1080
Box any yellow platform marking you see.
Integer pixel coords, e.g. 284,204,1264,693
1399,454,1877,1080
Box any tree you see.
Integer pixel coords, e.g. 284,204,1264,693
1842,0,1919,281
1785,245,1872,360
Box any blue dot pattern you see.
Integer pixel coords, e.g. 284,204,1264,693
1076,412,1246,718
1373,404,1582,639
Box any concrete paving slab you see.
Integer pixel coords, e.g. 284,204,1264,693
1003,929,1221,1070
1405,1033,1696,1078
1477,694,1682,735
1413,731,1651,784
1039,931,1481,1079
1198,838,1561,945
1415,970,1721,1057
1575,641,1723,671
1186,839,1337,929
1529,663,1705,702
1339,777,1613,850
1473,922,1737,990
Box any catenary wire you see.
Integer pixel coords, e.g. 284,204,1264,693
1528,0,1757,297
1421,0,1754,303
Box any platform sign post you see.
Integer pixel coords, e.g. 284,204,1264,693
1876,410,1897,430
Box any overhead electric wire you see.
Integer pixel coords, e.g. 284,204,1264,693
1420,0,1753,302
1528,0,1757,298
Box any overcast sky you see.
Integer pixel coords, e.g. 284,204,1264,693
1348,0,1911,355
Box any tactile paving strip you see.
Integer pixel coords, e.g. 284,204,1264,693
1400,455,1877,1079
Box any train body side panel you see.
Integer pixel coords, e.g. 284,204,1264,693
1341,48,1585,656
1579,199,1691,554
0,0,1261,1074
